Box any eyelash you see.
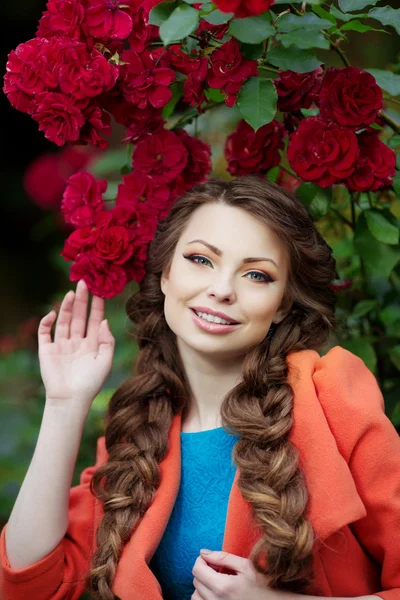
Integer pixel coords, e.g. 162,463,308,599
183,254,275,284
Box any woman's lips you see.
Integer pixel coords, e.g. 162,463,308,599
189,308,240,334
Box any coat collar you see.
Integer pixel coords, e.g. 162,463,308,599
93,348,367,599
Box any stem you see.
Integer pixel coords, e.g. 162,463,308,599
169,101,219,130
258,64,279,74
330,206,353,229
379,110,400,134
351,193,357,230
290,3,303,16
384,95,400,108
279,163,299,179
329,38,351,67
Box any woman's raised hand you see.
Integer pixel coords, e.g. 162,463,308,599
38,280,115,414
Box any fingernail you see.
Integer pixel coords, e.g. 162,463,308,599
200,549,213,554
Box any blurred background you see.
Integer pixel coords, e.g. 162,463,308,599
1,0,400,532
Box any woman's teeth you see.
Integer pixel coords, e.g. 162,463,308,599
195,310,234,325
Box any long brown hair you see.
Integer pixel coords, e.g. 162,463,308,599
85,174,337,598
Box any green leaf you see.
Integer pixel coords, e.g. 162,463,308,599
240,42,265,60
159,4,200,45
380,304,400,325
276,30,330,50
365,69,400,97
355,213,400,279
389,345,400,371
237,77,277,131
274,0,323,4
204,87,225,102
276,12,333,31
330,6,369,21
162,82,184,119
149,1,176,26
352,299,378,318
229,14,275,43
340,19,387,33
340,338,377,373
312,5,337,25
368,6,400,35
267,46,322,73
365,210,399,245
339,0,379,11
204,8,234,24
393,171,400,195
296,183,330,220
267,165,280,182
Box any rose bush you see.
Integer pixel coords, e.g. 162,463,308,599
3,0,400,381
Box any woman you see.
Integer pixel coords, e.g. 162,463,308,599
1,175,399,600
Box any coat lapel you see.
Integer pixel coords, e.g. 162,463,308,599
95,348,367,599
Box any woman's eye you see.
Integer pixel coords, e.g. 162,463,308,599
184,254,212,267
246,272,274,283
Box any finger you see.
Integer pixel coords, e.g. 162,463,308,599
98,320,115,361
38,311,57,348
86,294,105,349
70,280,89,339
54,291,75,343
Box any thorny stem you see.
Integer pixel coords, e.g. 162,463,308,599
279,163,299,179
169,102,219,130
330,206,353,229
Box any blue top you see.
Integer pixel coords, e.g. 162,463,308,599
149,426,240,600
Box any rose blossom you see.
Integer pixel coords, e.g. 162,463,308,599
287,116,359,188
128,6,159,52
32,92,87,146
215,0,275,17
275,67,323,112
93,226,133,263
116,171,172,219
56,43,118,99
225,119,285,176
208,38,258,107
132,129,188,183
319,66,383,129
36,0,85,40
4,38,58,114
83,0,133,40
70,254,128,299
61,226,100,261
346,131,396,192
119,47,175,109
61,171,106,226
171,129,212,196
123,107,165,144
79,101,112,149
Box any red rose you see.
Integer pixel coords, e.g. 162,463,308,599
61,171,106,226
132,129,188,183
79,101,112,149
83,0,133,39
287,116,359,188
4,38,58,114
225,119,285,176
183,59,208,109
32,92,87,146
61,226,99,261
24,146,95,210
56,43,118,99
36,0,85,40
93,225,133,263
70,253,128,298
128,6,159,52
346,131,396,192
208,38,258,107
215,0,275,17
112,203,158,244
116,171,172,219
319,67,383,129
171,129,212,197
275,67,323,112
119,48,175,109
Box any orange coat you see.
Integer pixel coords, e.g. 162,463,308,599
1,346,400,600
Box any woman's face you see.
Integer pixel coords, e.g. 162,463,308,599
161,203,290,362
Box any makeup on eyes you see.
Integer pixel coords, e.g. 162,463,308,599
182,253,276,284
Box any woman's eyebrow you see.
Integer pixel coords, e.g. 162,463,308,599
186,239,280,269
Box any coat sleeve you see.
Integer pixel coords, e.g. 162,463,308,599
313,346,400,600
0,436,107,600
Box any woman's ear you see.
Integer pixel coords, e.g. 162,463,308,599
160,266,170,296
